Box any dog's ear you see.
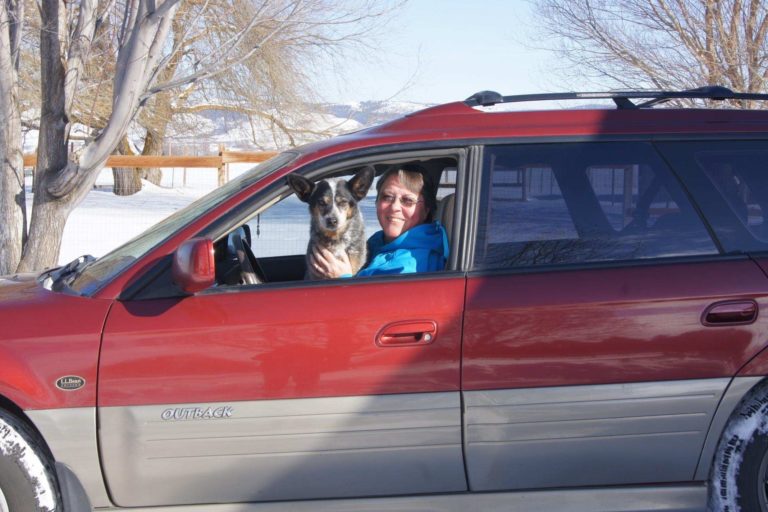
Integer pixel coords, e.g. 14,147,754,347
287,174,315,203
348,166,375,201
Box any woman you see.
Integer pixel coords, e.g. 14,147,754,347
310,164,449,277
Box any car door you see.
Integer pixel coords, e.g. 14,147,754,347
461,141,768,491
96,160,467,507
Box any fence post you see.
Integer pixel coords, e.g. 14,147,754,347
217,144,226,187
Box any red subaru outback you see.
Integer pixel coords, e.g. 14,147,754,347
3,87,768,512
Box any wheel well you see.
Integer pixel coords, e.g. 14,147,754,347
0,394,24,418
728,377,768,419
705,376,768,510
695,376,768,481
0,394,58,462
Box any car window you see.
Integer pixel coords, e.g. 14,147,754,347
473,142,718,270
247,169,458,259
210,155,460,288
656,141,768,254
247,190,380,258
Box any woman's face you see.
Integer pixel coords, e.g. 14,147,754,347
376,174,429,242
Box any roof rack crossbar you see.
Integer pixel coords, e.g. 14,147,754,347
464,86,768,109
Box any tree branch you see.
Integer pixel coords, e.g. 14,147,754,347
64,0,97,114
140,2,302,101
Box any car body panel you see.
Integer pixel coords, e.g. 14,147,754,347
0,274,110,410
311,105,768,147
93,484,708,512
464,378,728,491
100,393,465,507
735,257,768,378
99,276,464,406
27,407,110,508
736,346,768,376
98,275,465,505
463,260,768,390
462,258,768,492
693,376,763,480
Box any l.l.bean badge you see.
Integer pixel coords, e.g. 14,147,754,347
55,376,86,391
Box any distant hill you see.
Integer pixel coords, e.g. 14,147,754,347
324,100,433,127
166,100,433,152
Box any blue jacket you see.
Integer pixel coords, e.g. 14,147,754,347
356,222,449,276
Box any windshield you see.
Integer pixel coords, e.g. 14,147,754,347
67,151,299,296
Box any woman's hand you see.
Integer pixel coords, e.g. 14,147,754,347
309,247,354,278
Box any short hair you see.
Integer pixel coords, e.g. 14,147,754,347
376,164,437,221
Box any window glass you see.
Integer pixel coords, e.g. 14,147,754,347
248,194,380,258
474,143,718,270
656,141,768,254
246,159,458,259
695,149,768,240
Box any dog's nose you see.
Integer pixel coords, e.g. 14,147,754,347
326,217,338,227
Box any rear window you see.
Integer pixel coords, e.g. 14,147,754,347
473,142,718,270
657,141,768,254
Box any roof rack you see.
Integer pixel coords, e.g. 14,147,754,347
464,86,768,110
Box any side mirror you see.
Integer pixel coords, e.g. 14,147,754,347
172,238,215,294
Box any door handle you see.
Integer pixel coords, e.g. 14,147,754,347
376,320,437,347
702,300,758,326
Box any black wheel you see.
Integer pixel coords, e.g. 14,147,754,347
0,410,60,511
710,380,768,512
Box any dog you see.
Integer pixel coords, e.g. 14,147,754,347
287,166,375,280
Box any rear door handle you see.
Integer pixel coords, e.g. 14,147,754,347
702,300,758,326
376,320,437,347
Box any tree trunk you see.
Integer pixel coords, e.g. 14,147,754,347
0,59,25,276
140,130,164,186
17,0,71,272
0,126,24,276
113,136,142,196
113,167,143,196
113,128,165,195
0,0,26,275
20,191,73,271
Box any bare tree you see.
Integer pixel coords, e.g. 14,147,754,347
532,0,768,102
0,0,26,275
2,0,402,273
114,0,392,194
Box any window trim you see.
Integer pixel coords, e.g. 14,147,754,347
466,252,751,279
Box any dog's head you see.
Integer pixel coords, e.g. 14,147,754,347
287,166,375,235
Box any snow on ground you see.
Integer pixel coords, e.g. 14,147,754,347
58,179,206,264
29,164,256,265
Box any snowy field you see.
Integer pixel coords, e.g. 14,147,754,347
30,164,255,265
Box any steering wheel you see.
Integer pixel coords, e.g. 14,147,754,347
226,227,266,285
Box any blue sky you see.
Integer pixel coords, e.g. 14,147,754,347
318,0,590,104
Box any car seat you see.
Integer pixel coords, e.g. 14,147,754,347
437,193,455,243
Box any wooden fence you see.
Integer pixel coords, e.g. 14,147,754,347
22,147,278,186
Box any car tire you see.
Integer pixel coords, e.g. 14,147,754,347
710,380,768,512
0,410,60,511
